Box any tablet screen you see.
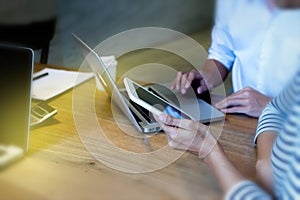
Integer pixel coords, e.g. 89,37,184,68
133,83,190,119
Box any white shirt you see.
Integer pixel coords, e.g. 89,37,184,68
208,0,300,97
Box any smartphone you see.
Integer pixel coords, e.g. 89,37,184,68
30,102,57,126
123,77,193,120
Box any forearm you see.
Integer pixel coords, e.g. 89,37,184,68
255,131,277,195
203,143,245,193
202,130,276,195
203,143,272,199
203,59,229,89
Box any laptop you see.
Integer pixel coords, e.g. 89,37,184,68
0,44,33,167
147,83,225,123
73,34,161,133
74,35,224,129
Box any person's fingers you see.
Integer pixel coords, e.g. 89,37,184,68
196,74,208,94
220,105,249,114
158,113,198,130
156,113,214,155
171,70,208,95
197,84,207,94
185,71,196,88
215,97,250,110
180,71,196,94
165,126,195,145
170,71,183,90
161,123,197,148
180,73,188,94
153,114,166,128
167,139,186,150
171,72,190,94
155,116,187,147
163,122,211,155
170,80,176,90
218,87,253,100
157,113,209,138
154,115,183,145
177,71,184,91
215,89,252,109
214,97,228,109
157,113,176,125
215,87,255,108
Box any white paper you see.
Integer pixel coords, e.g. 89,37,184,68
32,68,94,101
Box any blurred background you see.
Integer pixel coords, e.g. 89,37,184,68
0,0,215,69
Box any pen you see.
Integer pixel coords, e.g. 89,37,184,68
33,72,49,81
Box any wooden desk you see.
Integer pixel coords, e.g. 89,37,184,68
0,64,258,200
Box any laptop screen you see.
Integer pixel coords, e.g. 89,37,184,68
0,44,33,152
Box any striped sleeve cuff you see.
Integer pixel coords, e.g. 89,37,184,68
225,181,271,200
254,102,282,144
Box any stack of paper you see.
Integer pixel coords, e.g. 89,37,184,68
32,68,94,101
32,56,118,101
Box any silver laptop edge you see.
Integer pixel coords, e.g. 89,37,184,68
148,82,225,123
73,34,160,133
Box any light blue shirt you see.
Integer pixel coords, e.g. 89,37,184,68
208,0,300,97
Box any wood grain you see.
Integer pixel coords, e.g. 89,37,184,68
0,63,258,200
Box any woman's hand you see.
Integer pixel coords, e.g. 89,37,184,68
154,113,218,158
155,113,247,193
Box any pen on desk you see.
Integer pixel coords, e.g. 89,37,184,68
33,72,49,81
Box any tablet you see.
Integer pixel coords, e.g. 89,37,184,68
124,77,194,120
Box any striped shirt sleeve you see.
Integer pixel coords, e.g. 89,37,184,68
227,69,300,199
254,69,300,143
225,181,271,200
271,102,300,199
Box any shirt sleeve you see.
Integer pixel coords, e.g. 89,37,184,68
254,69,300,143
225,181,272,200
207,0,236,70
254,101,283,143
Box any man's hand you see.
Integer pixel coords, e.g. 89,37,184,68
170,69,213,95
170,60,228,96
215,87,272,118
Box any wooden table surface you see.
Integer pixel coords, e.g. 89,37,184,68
0,64,258,200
